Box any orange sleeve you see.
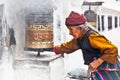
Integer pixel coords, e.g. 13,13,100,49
54,38,79,54
89,34,118,64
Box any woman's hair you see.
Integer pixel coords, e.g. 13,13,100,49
76,22,96,32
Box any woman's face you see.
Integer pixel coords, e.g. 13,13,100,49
68,26,81,39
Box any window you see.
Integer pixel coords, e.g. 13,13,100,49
97,15,100,31
101,15,105,31
108,16,112,30
115,16,118,28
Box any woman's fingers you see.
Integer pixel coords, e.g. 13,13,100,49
89,62,96,72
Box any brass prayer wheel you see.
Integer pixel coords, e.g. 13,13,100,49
25,24,53,49
25,13,54,53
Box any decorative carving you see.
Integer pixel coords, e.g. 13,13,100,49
26,24,53,49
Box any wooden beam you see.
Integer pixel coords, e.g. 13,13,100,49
83,1,104,6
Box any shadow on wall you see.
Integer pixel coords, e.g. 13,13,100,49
9,28,16,48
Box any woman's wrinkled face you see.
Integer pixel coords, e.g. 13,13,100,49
68,26,81,39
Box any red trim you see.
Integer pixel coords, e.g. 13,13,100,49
54,46,60,55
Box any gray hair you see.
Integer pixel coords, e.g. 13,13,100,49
75,22,96,32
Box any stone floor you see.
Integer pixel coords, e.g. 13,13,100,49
64,68,89,80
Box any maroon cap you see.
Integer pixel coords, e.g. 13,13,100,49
65,11,86,26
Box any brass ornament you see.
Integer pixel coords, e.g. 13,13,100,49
26,24,53,48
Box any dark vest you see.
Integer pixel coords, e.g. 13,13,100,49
77,30,100,65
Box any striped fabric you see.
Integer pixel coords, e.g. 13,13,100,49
91,59,120,80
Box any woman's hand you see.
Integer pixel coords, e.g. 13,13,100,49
89,58,104,72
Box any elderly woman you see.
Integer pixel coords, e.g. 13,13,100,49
54,11,119,80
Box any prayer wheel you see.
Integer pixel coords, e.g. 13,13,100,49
84,10,97,27
26,24,53,48
25,14,53,53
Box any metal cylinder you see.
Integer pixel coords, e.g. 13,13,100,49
26,24,53,49
84,10,97,27
25,14,53,51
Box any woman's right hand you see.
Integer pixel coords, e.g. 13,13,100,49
89,58,104,72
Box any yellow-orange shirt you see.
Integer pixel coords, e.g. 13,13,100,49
55,33,118,64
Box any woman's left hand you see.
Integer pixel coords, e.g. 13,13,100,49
89,58,104,72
